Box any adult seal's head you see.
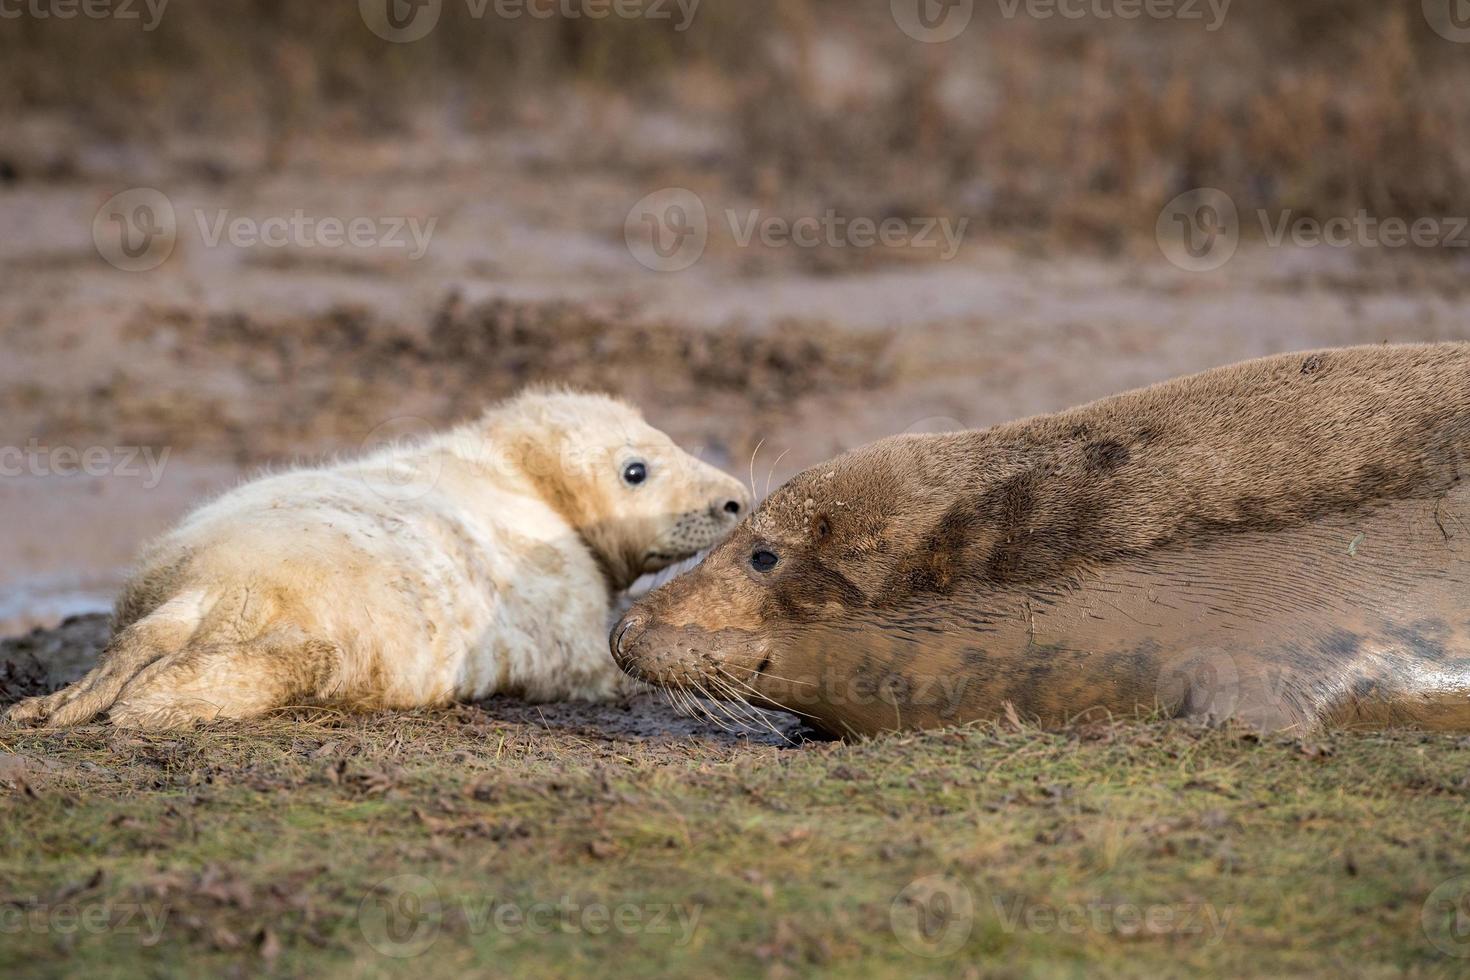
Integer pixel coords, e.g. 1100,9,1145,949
614,343,1470,737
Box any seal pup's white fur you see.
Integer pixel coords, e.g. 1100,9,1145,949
5,389,750,729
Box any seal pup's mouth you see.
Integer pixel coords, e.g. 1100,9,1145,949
613,548,710,623
630,547,710,596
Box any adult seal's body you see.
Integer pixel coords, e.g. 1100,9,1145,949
612,344,1470,737
7,390,749,729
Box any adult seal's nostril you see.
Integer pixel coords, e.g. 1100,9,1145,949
610,615,643,668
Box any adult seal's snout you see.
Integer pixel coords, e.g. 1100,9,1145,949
610,615,643,669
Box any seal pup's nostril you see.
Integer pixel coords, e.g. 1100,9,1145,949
724,499,742,515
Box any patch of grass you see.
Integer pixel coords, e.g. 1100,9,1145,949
3,707,1469,977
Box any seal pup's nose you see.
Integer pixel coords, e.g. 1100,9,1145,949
713,493,749,520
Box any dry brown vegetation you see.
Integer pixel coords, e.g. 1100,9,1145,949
5,2,1469,245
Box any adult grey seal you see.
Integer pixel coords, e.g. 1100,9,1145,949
612,344,1470,737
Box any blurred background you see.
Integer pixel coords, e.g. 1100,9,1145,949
2,0,1469,631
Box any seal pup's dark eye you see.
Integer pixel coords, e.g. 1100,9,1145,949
750,549,779,572
622,461,648,486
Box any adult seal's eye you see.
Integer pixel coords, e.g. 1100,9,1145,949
622,461,648,486
750,549,779,572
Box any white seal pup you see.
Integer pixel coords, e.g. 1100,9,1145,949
6,389,750,729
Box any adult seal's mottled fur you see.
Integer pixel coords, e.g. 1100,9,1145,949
612,344,1470,737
